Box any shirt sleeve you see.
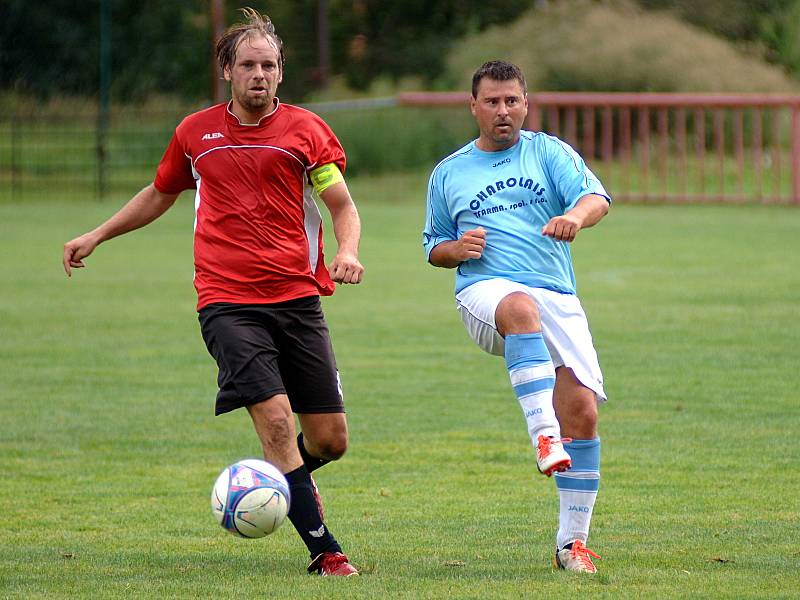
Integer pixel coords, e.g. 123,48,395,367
422,167,458,261
545,137,611,211
304,113,347,175
153,126,197,195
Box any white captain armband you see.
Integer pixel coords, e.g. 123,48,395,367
309,163,344,195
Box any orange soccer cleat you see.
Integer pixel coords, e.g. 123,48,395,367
536,435,572,476
555,540,601,573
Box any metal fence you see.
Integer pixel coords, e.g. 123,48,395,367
0,98,422,202
2,93,799,203
0,107,184,201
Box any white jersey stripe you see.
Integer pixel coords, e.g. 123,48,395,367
192,174,202,283
303,183,323,273
193,144,305,168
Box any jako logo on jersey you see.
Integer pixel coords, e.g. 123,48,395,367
568,505,590,513
201,132,225,140
492,157,511,168
525,407,543,418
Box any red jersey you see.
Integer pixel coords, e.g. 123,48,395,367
154,100,345,310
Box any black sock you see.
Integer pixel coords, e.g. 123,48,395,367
297,433,331,473
284,465,341,558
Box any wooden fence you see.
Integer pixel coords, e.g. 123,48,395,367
399,92,800,204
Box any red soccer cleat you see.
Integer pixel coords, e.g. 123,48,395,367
307,552,359,576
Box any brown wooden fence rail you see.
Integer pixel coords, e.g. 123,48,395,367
399,92,800,204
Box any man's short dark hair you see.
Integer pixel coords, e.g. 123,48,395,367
471,61,527,98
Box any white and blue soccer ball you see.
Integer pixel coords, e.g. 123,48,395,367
211,459,291,538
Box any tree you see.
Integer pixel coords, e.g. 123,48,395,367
0,0,535,102
0,0,209,101
328,0,534,90
636,0,800,77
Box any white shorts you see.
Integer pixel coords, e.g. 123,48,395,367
455,278,607,402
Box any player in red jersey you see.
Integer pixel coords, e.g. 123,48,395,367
63,8,361,576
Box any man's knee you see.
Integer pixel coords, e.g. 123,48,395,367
496,292,541,336
312,431,348,461
248,397,295,443
263,411,295,436
573,399,598,429
299,413,349,460
558,402,597,439
554,368,599,437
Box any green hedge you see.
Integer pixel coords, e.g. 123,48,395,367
443,0,799,94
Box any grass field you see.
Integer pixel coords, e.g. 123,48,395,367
1,172,799,598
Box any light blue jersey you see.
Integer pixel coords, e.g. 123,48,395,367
423,130,610,295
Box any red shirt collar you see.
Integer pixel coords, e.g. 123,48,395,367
225,98,281,126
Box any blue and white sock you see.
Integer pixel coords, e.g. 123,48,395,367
554,438,601,549
504,333,560,446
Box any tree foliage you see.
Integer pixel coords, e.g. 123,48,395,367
0,0,534,102
0,0,210,101
636,0,800,76
326,0,534,89
1,0,796,104
444,1,797,95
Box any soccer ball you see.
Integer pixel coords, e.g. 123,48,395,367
211,459,291,538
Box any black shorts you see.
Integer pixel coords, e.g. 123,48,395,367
198,297,344,416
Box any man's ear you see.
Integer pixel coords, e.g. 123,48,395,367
223,67,231,82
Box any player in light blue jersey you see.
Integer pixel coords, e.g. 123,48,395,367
423,61,610,573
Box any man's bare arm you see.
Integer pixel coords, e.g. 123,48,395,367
429,227,486,268
63,183,180,276
541,194,609,243
318,181,364,284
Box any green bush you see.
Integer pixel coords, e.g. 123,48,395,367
442,0,800,93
